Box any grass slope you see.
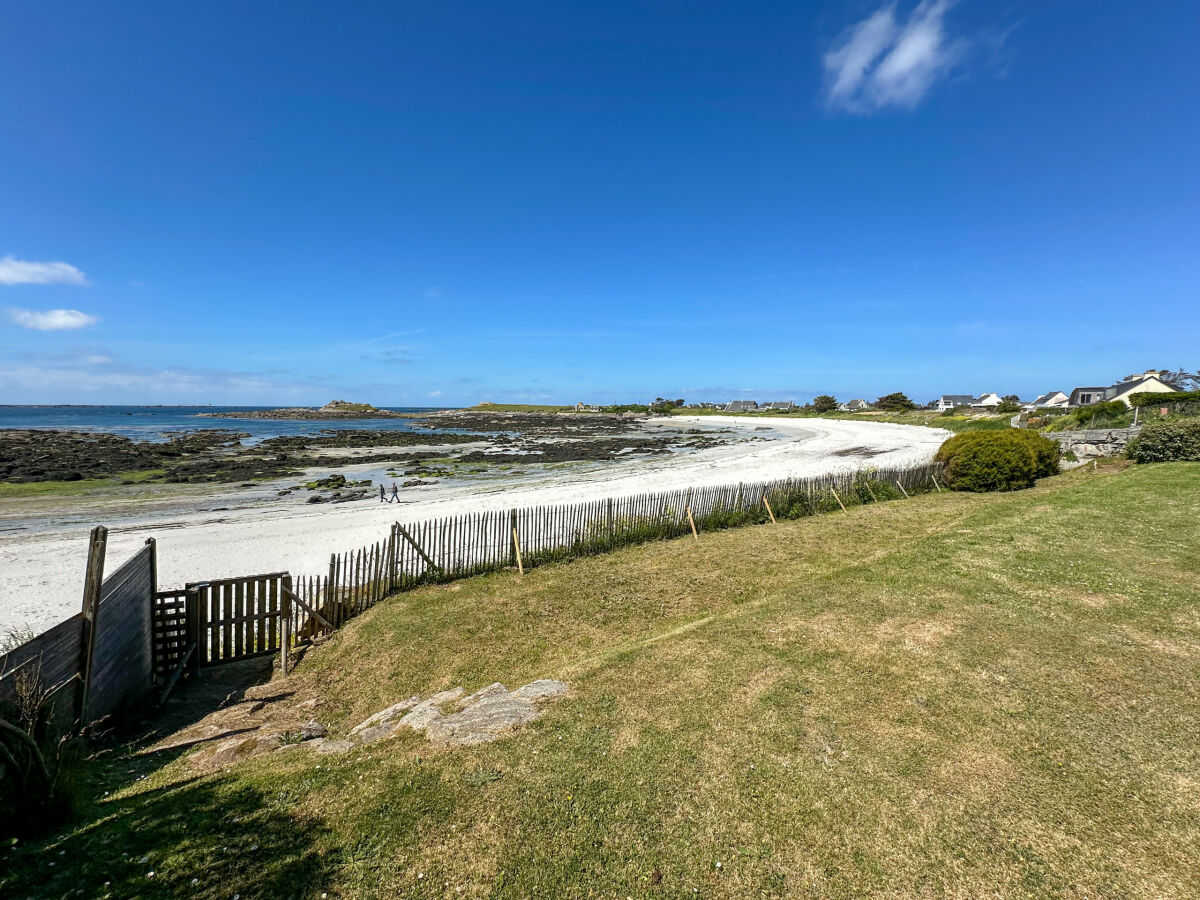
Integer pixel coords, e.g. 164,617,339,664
5,463,1199,899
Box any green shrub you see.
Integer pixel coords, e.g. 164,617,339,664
812,395,838,413
876,392,916,411
934,430,1060,492
1129,390,1200,407
1126,420,1200,463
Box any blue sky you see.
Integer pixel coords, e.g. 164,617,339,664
1,1,1196,406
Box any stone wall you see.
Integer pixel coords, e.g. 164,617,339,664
1051,427,1141,460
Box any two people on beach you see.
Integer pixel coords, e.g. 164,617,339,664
379,481,399,503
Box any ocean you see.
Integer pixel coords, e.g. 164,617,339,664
0,406,452,443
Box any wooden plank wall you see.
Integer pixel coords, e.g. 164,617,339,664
0,614,86,712
85,543,155,723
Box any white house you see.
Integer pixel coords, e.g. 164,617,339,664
1069,371,1177,408
1104,371,1177,407
932,395,975,412
1027,391,1069,410
973,392,1003,409
838,398,871,411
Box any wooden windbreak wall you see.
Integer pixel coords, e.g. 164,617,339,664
83,542,156,723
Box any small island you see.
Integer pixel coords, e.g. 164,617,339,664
197,400,411,420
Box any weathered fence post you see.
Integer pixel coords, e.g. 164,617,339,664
185,586,201,675
607,498,614,548
687,507,699,540
280,575,292,675
830,487,847,512
327,554,338,626
895,480,910,499
77,525,108,724
388,523,399,591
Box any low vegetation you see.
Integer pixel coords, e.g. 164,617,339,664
935,430,1060,492
1127,419,1200,463
3,462,1198,897
469,403,574,413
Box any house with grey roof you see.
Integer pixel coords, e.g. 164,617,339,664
932,395,975,412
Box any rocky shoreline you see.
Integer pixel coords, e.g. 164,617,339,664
0,414,730,486
197,399,412,420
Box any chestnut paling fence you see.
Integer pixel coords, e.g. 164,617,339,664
1,461,943,730
279,461,945,657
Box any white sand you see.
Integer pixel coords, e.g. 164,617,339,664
0,416,947,636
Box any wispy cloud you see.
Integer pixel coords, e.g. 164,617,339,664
0,255,89,286
822,1,965,113
7,308,100,330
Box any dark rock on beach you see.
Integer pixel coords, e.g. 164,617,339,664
197,400,412,420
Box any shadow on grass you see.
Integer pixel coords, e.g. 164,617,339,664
2,771,334,899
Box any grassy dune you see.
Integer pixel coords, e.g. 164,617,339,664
5,462,1199,898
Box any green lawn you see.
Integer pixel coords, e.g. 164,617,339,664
4,463,1199,898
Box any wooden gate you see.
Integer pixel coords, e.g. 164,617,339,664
188,573,290,667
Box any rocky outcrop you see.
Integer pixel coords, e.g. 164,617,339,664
185,680,568,770
1051,427,1140,460
199,401,409,420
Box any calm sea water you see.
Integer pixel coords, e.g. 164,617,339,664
0,406,453,443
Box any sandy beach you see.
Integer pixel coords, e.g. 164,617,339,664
0,416,947,636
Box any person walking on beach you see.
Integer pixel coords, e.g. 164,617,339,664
379,483,386,503
390,481,399,503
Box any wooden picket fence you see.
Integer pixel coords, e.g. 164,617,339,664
280,461,945,655
1,461,945,728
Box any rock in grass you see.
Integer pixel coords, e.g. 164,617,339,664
511,679,569,702
425,694,540,747
348,696,421,735
455,682,508,709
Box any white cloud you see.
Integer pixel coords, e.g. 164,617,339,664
823,1,965,113
0,255,89,286
7,308,100,330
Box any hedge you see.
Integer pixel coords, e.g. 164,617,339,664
1129,390,1200,407
934,430,1060,492
1126,420,1200,463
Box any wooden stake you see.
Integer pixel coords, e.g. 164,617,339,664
864,482,878,503
395,523,440,573
512,525,524,575
932,475,943,492
830,487,847,512
284,583,334,631
895,480,910,499
763,496,777,524
77,525,107,724
686,506,699,539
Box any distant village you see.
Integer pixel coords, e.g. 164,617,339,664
645,369,1182,414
